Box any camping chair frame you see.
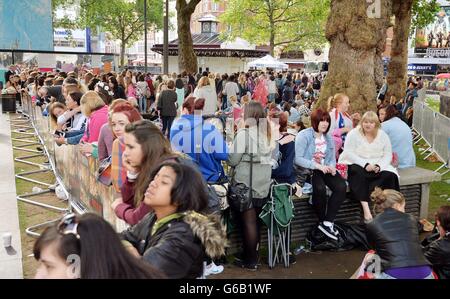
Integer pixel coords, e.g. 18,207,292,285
265,182,294,269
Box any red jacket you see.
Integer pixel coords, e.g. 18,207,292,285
146,79,155,96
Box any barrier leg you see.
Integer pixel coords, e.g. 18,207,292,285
11,114,71,238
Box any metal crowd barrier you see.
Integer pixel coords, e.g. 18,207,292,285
412,94,450,174
20,94,125,231
11,94,70,237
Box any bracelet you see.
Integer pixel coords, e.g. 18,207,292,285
364,163,370,170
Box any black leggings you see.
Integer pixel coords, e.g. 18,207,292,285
239,206,263,266
161,116,175,137
348,164,400,202
312,170,347,223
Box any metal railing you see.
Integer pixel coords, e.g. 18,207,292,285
412,93,450,175
10,95,70,237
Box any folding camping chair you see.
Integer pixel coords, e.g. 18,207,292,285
259,182,294,268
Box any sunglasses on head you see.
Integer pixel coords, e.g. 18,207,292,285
57,213,80,239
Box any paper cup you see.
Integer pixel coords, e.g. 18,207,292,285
3,232,12,247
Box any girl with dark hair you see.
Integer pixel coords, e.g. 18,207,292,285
378,104,415,169
228,101,275,270
54,92,87,146
157,80,178,137
111,120,175,225
423,205,450,279
121,162,227,279
33,213,165,279
271,111,296,185
109,76,126,99
295,109,346,240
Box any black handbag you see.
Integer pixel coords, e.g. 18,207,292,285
228,154,254,212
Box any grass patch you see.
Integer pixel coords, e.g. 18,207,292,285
425,97,440,113
414,143,450,220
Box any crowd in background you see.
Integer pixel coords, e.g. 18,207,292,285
4,64,449,280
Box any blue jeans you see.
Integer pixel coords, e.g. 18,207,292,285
139,95,147,113
65,130,85,145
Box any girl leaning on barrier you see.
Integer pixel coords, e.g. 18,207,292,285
33,213,165,279
120,161,227,279
111,120,176,225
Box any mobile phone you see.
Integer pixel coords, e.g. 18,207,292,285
54,130,65,137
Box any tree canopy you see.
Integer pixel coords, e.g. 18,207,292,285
53,0,163,66
218,0,330,56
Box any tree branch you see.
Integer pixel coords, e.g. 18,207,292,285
185,0,202,15
273,0,297,21
273,33,315,47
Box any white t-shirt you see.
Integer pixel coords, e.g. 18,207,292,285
313,135,327,165
267,80,277,94
222,82,239,100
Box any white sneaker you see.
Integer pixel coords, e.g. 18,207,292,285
203,262,224,276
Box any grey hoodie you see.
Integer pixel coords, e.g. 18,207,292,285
228,127,275,199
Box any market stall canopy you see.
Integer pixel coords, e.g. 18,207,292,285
248,55,289,70
436,73,450,79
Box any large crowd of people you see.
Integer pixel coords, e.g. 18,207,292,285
4,65,448,279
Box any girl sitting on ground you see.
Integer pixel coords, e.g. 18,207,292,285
356,188,435,279
423,205,450,279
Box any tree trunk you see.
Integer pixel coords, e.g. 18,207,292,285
385,0,413,103
176,0,200,74
269,29,275,57
317,0,391,114
120,43,126,68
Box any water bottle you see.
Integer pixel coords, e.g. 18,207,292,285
294,245,305,255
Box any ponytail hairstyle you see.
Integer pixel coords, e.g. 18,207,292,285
327,93,348,112
370,187,405,215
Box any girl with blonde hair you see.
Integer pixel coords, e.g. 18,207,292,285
327,93,360,159
193,76,218,115
358,188,435,279
339,111,399,222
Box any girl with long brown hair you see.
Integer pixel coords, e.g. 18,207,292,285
111,120,175,225
228,101,275,270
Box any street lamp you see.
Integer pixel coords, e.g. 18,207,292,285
163,0,169,75
144,0,148,74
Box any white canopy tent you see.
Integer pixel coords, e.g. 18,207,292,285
248,55,289,70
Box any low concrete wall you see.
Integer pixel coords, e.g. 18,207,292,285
227,167,441,251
